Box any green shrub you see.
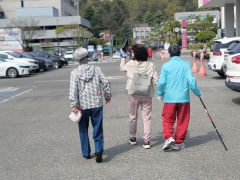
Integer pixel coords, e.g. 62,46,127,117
195,31,216,43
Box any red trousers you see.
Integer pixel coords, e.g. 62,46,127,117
162,102,190,144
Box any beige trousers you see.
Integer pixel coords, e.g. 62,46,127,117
128,95,152,142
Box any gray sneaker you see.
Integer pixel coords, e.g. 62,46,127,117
162,137,175,151
172,142,185,150
129,137,137,145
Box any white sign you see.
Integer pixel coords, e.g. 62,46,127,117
87,45,94,52
0,28,22,51
97,45,103,51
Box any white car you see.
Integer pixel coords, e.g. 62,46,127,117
0,58,30,78
63,51,74,60
112,51,121,59
224,43,240,91
208,37,240,77
0,51,39,72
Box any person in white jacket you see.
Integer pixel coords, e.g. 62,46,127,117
120,44,158,149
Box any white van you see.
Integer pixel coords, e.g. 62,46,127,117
208,37,240,77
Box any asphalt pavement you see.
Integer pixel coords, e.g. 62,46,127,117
0,56,240,180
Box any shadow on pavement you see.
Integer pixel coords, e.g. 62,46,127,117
232,97,240,105
103,134,163,162
211,76,225,80
186,131,219,148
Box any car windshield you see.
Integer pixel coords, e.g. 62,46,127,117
21,52,32,58
6,52,22,58
227,41,240,51
212,42,231,51
229,44,240,54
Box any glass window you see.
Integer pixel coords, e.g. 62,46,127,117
230,44,240,54
0,58,6,62
0,54,8,59
212,42,231,51
6,52,21,58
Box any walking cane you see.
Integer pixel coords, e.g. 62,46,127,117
199,97,228,151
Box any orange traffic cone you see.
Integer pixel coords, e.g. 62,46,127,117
161,50,165,61
199,51,207,77
192,50,199,72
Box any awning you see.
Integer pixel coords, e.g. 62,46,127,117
198,0,236,8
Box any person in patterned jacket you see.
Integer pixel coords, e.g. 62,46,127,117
69,48,112,163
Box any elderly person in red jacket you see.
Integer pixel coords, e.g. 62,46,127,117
148,47,153,60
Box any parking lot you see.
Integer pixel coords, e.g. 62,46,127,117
0,56,240,179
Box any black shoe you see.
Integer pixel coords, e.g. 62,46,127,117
83,155,91,159
95,151,103,163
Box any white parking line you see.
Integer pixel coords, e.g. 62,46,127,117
0,87,19,93
0,88,33,104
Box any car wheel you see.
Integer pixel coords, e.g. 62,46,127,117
53,62,60,69
7,68,18,78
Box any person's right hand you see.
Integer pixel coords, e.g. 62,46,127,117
72,106,78,114
120,48,127,58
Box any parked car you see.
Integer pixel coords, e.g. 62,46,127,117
112,51,121,59
35,52,66,69
208,37,240,77
191,50,210,60
224,43,240,91
63,51,74,61
0,51,39,72
13,52,45,72
88,51,98,61
0,58,30,78
21,52,53,71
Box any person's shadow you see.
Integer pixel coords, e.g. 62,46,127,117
186,131,220,148
103,131,221,161
103,133,164,162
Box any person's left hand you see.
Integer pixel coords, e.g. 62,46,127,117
157,96,164,101
72,106,78,114
105,98,111,104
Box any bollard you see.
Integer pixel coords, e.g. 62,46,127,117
161,50,165,61
192,50,199,72
199,51,207,77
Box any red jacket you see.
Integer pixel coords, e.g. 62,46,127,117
148,48,153,56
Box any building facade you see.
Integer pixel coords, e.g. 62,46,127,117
0,0,90,51
133,24,151,44
174,11,220,26
199,0,240,37
0,0,78,19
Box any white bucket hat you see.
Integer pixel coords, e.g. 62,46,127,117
74,47,88,61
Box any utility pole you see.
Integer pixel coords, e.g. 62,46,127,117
21,0,24,7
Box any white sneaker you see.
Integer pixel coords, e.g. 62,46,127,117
162,137,175,151
172,142,185,150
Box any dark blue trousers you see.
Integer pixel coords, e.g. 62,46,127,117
78,107,104,157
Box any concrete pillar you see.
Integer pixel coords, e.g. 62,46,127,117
224,3,235,37
236,0,240,36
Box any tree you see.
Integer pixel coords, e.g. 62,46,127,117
144,11,153,26
195,31,216,42
187,14,218,36
8,18,45,51
56,24,92,48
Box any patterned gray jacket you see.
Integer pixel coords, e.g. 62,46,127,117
69,64,112,110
